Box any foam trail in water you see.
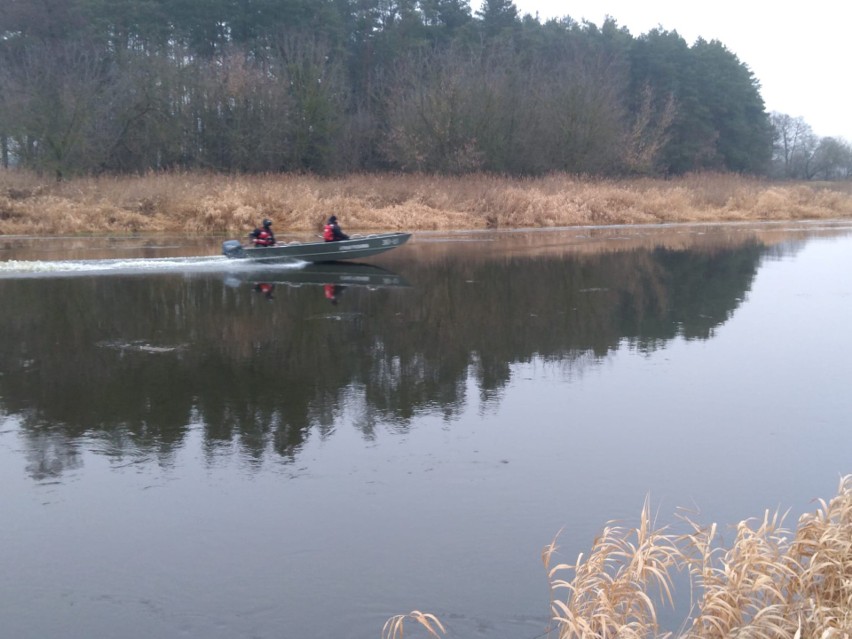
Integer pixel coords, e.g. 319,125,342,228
0,256,303,278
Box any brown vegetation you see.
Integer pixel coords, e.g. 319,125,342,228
389,475,852,638
549,475,852,638
1,170,851,237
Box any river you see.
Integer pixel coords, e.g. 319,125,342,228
1,221,851,639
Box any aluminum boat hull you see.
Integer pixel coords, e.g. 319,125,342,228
223,232,411,263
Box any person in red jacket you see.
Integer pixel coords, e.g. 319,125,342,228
322,215,349,242
249,219,276,246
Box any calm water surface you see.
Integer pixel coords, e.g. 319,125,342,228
2,222,851,639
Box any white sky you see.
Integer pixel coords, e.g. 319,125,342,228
507,0,851,141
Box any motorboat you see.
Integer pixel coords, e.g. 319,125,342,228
222,232,411,263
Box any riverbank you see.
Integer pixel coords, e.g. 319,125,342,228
2,170,851,236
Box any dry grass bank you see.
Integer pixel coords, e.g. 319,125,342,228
1,170,851,236
387,475,852,639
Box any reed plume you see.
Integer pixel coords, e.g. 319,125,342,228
392,475,852,638
541,476,852,639
545,497,684,639
382,610,446,639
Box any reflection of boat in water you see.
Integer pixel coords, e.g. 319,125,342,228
222,232,411,263
225,262,411,289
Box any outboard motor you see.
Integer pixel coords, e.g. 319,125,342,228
222,240,245,258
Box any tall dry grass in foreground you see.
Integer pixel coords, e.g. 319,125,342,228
387,475,852,639
1,170,851,235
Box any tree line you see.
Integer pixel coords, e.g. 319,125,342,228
0,0,845,179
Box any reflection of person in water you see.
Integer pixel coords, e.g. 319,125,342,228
322,215,349,242
324,283,346,305
254,283,275,300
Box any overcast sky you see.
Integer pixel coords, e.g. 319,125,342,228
506,0,850,141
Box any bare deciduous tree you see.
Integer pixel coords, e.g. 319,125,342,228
0,40,123,177
623,84,676,174
382,46,486,173
770,112,817,179
810,137,852,180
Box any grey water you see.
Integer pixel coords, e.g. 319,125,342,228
1,222,851,639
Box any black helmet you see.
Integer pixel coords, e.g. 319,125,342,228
328,215,337,223
262,218,272,227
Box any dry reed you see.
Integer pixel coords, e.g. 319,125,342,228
546,476,852,638
387,475,852,638
2,170,851,236
382,611,446,639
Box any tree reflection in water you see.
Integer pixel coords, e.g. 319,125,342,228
0,231,794,479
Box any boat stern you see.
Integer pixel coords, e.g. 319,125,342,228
222,240,246,258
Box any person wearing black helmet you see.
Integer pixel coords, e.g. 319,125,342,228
249,218,276,247
322,215,349,242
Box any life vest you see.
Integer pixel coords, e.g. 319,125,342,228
253,230,273,246
323,224,335,242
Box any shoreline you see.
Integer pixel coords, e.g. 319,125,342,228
2,170,851,236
